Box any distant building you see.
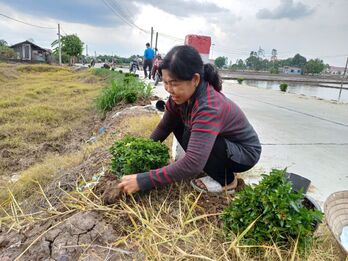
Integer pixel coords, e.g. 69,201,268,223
281,66,303,75
325,66,346,75
10,40,51,63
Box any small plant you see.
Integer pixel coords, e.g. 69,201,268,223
118,70,123,73
124,92,137,103
279,83,288,92
237,77,244,84
222,169,323,253
110,136,170,177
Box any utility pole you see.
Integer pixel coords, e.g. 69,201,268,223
86,44,88,56
150,27,154,48
155,32,158,53
58,23,62,65
338,57,348,102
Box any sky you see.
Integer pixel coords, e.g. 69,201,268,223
0,0,347,66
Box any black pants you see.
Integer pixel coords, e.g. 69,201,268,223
173,123,252,186
143,60,153,79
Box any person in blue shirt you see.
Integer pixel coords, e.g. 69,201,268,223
143,43,155,79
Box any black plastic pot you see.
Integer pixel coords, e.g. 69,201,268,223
155,100,166,112
285,172,311,194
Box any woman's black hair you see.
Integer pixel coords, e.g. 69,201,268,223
159,45,222,91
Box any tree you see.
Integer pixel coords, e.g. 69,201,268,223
305,58,325,74
51,34,84,64
214,56,227,69
291,54,307,68
0,46,16,59
0,39,8,47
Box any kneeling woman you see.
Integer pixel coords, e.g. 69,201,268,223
118,45,262,194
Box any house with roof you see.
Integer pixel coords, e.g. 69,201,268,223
325,66,346,75
281,66,303,75
10,40,51,63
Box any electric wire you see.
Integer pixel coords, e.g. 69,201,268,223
0,12,56,29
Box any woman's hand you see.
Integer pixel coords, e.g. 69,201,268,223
117,174,140,194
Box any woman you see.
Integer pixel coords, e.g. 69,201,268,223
118,45,261,194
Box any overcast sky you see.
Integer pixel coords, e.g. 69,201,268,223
0,0,347,66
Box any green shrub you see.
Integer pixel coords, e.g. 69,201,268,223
118,70,123,73
222,169,323,253
110,136,170,177
125,92,137,103
95,74,153,112
279,83,288,92
237,78,244,84
0,46,16,59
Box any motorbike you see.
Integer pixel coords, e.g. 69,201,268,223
129,60,139,73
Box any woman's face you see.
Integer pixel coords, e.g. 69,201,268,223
162,69,200,105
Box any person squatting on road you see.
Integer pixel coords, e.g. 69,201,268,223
143,42,155,79
118,45,262,194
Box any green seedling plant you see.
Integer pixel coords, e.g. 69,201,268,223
222,169,323,254
110,136,170,178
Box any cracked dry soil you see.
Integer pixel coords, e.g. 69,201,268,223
0,106,158,260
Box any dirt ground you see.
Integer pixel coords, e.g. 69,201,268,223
0,103,164,260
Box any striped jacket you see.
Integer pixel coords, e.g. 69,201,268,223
136,81,261,191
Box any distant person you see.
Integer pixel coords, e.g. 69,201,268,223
143,43,155,79
129,57,140,73
90,57,96,67
151,53,162,80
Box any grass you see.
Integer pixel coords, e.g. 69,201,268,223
94,69,153,113
0,63,105,179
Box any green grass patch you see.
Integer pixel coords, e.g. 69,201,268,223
95,72,153,113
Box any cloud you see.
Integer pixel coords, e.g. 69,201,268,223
0,0,131,27
256,0,315,20
134,0,228,17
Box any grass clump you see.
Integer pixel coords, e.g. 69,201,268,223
279,83,288,92
110,136,169,178
95,75,153,113
237,77,245,84
222,169,323,254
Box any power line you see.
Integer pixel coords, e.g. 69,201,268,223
0,12,56,29
102,0,148,33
